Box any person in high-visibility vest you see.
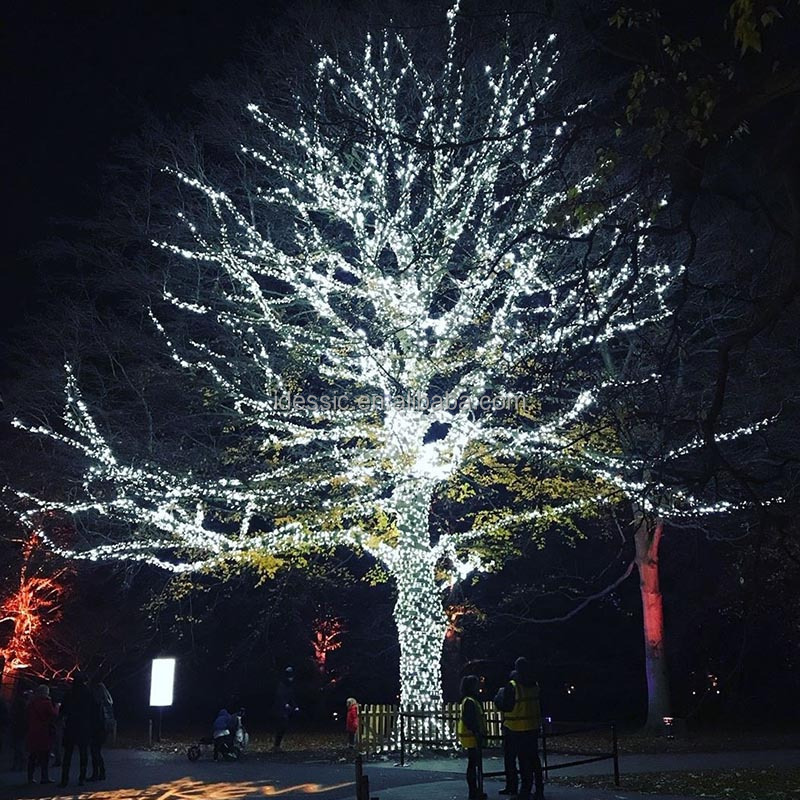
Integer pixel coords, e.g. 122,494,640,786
495,657,544,800
457,674,487,800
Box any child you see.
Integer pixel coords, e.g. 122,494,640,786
458,675,487,800
345,698,359,748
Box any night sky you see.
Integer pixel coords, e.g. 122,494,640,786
2,0,288,339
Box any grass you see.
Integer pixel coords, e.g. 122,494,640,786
554,768,800,800
515,728,800,756
114,726,360,764
116,722,800,753
113,723,800,779
615,729,800,755
116,723,800,748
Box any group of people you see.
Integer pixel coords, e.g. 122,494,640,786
4,672,114,787
211,667,359,755
272,667,359,751
459,656,544,800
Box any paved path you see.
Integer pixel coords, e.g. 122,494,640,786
1,747,797,800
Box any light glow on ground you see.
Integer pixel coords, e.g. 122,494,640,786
29,777,354,799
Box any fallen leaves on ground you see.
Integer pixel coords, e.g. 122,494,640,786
555,767,800,800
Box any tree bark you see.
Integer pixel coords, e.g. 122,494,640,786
634,514,672,729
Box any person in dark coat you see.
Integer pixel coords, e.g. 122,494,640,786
9,687,30,771
0,693,8,757
212,708,235,759
49,683,66,767
58,672,93,787
88,681,113,781
494,670,517,796
272,667,298,751
26,684,57,785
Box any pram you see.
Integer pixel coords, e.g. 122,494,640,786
187,709,249,762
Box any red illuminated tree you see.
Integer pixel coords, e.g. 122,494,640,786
0,534,74,683
312,617,344,675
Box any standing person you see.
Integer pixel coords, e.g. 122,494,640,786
25,685,57,785
495,657,544,800
457,675,487,800
272,667,298,752
0,694,8,758
58,672,93,788
493,670,517,796
50,683,66,767
97,682,115,743
345,698,359,748
88,681,113,781
9,687,30,771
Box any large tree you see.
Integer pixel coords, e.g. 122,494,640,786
11,4,683,709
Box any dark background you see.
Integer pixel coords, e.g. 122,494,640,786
1,0,289,340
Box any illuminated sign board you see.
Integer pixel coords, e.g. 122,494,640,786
149,658,176,706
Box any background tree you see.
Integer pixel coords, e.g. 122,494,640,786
0,519,160,708
567,0,800,726
0,530,72,685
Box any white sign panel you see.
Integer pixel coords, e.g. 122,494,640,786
149,658,175,706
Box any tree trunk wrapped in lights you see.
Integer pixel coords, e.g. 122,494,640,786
11,3,689,709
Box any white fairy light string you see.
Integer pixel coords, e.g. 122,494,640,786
8,2,770,709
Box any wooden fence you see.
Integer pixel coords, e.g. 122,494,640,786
359,702,505,755
359,705,620,785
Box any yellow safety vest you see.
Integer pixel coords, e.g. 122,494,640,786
504,680,541,732
457,696,486,749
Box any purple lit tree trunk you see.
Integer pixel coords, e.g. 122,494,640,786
634,514,671,729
